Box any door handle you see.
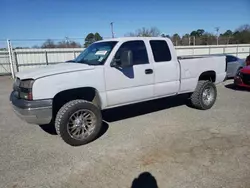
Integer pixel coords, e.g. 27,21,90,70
145,69,153,74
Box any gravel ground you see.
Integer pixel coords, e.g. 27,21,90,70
0,76,250,188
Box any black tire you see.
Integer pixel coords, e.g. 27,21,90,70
55,100,102,146
190,80,217,110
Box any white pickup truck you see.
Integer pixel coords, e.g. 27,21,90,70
10,37,226,146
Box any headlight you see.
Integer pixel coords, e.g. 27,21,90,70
20,79,34,89
18,79,34,100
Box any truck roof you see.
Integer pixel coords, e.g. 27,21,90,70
96,37,172,43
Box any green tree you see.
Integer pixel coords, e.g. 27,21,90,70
183,34,190,37
84,32,103,47
190,31,197,36
94,32,103,41
172,33,181,46
222,30,233,36
220,30,233,44
127,24,250,45
190,29,205,37
84,33,95,47
233,24,250,44
181,34,191,45
197,29,205,36
200,32,217,45
161,33,170,38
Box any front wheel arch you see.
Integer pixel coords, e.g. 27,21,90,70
52,87,102,118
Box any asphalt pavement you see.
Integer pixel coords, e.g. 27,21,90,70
0,76,250,188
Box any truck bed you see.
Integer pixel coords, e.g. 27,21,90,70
177,54,224,60
177,55,226,93
178,56,206,60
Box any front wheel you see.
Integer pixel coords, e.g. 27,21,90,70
55,100,102,146
190,81,217,110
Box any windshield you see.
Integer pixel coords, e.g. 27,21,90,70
73,41,118,65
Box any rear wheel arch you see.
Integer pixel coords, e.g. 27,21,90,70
198,70,216,82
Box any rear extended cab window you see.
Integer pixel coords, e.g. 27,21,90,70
149,40,172,62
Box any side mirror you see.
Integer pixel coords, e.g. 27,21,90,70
120,50,133,68
111,50,133,68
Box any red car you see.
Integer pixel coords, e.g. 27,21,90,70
234,65,250,89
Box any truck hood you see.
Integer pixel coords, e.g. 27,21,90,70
241,66,250,74
16,63,95,80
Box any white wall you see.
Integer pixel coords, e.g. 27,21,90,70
14,48,82,72
1,44,250,74
175,44,250,58
0,51,11,75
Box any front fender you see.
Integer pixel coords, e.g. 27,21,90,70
32,68,107,108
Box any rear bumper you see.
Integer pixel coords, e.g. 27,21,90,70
10,91,53,125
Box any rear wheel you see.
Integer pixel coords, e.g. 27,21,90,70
55,100,102,146
190,80,217,110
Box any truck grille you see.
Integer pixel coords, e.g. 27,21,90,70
242,73,250,85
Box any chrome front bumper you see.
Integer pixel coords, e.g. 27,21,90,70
10,91,53,125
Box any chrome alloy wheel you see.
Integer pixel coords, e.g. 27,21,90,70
67,109,96,140
202,86,215,106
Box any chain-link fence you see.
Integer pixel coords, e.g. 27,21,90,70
0,40,11,76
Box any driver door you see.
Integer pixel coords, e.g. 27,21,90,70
104,40,154,107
